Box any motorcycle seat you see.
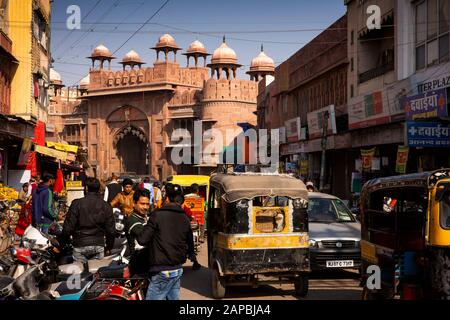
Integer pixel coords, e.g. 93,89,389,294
97,264,128,279
58,261,85,275
87,256,116,274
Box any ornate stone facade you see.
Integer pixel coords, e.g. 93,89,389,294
80,36,274,181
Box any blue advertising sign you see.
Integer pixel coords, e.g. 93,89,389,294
407,122,450,148
404,89,448,120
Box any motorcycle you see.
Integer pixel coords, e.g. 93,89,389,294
191,220,200,254
113,208,126,238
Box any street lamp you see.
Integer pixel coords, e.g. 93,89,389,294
319,110,330,192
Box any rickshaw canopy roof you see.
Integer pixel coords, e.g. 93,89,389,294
210,173,308,203
362,169,450,193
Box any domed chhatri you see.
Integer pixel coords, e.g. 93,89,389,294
183,40,210,67
50,68,62,84
91,44,113,58
211,37,238,65
187,40,207,54
207,37,242,80
122,50,142,63
250,47,275,71
88,44,115,70
154,33,179,49
247,45,275,81
152,33,182,63
120,50,145,70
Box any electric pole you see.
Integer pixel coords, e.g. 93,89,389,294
319,110,329,191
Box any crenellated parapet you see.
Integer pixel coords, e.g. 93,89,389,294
202,78,257,102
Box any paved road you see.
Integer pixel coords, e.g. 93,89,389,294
180,242,362,300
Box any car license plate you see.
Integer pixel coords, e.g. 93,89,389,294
326,260,354,268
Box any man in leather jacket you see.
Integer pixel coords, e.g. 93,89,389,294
135,183,192,300
60,177,116,263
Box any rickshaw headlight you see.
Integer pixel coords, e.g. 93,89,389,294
293,199,308,209
309,239,319,248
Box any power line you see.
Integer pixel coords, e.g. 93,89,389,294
52,0,104,53
68,0,171,86
95,1,146,45
112,0,171,55
54,0,121,58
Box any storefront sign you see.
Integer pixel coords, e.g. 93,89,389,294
417,75,450,94
300,159,308,175
280,142,305,156
34,145,68,161
407,122,450,148
404,89,448,120
396,146,409,174
361,148,376,172
349,92,387,130
66,181,83,189
285,162,298,174
285,117,301,142
307,105,337,139
46,142,79,154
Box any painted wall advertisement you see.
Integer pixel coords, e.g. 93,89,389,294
349,79,410,130
349,91,387,130
396,146,409,174
280,141,305,156
404,89,448,120
407,121,450,148
285,117,301,142
307,105,337,139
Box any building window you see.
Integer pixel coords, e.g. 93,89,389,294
351,30,354,45
416,0,450,70
350,84,354,98
351,58,354,72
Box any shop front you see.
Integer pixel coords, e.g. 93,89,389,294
0,114,35,188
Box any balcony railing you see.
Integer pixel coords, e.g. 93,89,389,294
358,61,394,84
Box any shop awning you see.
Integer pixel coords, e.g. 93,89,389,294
46,141,79,154
35,145,68,161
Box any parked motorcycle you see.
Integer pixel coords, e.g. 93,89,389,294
191,220,200,254
113,208,126,238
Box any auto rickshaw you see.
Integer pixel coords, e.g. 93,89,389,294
360,169,450,300
207,173,310,299
168,175,209,230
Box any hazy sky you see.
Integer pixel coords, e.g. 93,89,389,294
50,0,346,86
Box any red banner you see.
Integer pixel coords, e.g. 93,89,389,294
26,121,46,176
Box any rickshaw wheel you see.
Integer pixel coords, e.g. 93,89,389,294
294,274,309,297
211,267,226,299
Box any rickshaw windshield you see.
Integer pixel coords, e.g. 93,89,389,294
308,198,356,223
436,183,450,230
253,196,289,207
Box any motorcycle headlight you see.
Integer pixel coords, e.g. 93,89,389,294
115,223,124,231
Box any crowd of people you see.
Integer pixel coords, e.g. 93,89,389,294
11,172,203,300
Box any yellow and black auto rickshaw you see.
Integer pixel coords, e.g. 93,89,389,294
207,173,310,299
360,169,450,300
